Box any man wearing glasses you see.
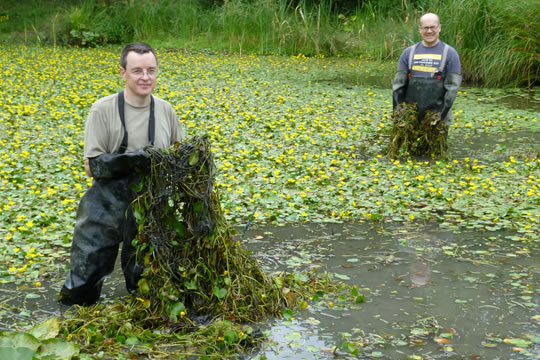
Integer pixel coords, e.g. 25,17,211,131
392,13,461,126
60,42,185,306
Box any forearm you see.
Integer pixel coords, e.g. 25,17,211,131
441,72,462,120
392,70,408,109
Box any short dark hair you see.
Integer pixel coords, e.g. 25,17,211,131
120,42,158,69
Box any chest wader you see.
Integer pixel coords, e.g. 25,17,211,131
405,43,449,123
59,92,155,306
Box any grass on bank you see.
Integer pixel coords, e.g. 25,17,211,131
0,0,538,87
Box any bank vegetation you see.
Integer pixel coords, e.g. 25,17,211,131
1,0,538,87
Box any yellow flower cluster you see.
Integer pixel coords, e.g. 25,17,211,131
0,45,538,282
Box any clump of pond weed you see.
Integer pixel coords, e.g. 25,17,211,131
387,103,448,159
131,136,285,324
58,271,348,357
58,136,355,358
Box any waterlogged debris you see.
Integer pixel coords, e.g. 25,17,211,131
434,337,452,344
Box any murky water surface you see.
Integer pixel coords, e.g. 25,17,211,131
2,222,537,359
244,223,539,359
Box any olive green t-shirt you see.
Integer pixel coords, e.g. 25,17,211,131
84,93,185,159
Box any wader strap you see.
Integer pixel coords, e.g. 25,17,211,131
117,92,156,154
438,44,449,73
117,91,128,154
408,43,418,72
148,96,155,147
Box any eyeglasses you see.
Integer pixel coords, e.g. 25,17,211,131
420,25,439,32
129,68,158,78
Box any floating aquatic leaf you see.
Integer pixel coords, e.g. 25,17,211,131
224,329,238,344
0,332,40,353
481,341,498,348
503,338,531,347
285,332,302,340
39,339,80,359
213,287,227,299
294,273,309,283
28,318,60,341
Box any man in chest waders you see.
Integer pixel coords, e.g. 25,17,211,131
59,42,185,306
392,13,462,138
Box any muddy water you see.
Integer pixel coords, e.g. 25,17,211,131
1,223,537,359
245,222,539,359
449,129,539,161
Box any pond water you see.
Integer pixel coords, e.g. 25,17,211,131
244,222,539,359
2,222,537,359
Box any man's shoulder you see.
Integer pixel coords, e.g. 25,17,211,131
152,96,173,108
91,93,118,111
152,96,175,114
443,42,459,56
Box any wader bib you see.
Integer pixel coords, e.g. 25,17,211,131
60,92,155,306
404,43,450,122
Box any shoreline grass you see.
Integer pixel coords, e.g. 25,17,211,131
0,0,538,87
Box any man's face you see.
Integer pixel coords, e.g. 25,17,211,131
120,51,158,99
419,15,441,47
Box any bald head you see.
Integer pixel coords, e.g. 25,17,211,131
420,13,440,27
419,13,441,47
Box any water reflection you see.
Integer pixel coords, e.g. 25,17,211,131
409,259,432,287
246,222,539,359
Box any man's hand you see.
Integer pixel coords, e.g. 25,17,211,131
88,149,151,181
84,159,92,177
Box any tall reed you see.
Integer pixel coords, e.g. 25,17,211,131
436,0,539,87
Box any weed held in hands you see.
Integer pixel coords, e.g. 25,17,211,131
387,103,448,159
132,136,286,324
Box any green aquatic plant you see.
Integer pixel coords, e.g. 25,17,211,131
387,103,448,159
132,136,286,324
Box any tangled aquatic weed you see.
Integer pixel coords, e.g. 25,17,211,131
57,137,353,358
56,269,351,358
387,103,448,159
132,136,285,323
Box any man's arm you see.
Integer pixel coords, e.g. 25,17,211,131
393,48,411,109
440,48,462,120
393,71,409,109
87,150,151,182
440,72,462,120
